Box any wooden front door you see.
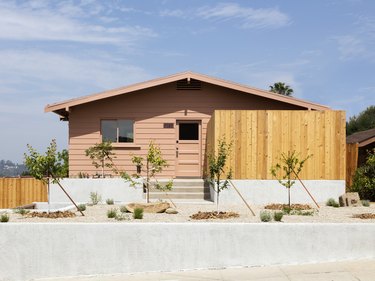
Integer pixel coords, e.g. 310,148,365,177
175,120,201,178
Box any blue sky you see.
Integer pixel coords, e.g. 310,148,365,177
1,0,374,162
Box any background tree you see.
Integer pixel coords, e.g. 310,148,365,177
208,138,233,213
346,106,375,136
85,141,115,177
269,82,294,96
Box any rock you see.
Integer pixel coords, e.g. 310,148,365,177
125,202,170,213
165,208,178,214
339,192,361,207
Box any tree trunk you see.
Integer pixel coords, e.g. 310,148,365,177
288,187,291,207
146,159,150,203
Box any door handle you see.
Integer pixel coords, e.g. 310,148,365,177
176,148,179,158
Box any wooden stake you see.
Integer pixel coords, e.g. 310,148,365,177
229,180,256,216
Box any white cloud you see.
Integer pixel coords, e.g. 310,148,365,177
160,3,290,29
197,3,290,29
336,35,366,60
0,1,156,44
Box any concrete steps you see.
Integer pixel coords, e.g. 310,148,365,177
147,179,212,201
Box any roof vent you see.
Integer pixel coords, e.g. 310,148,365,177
176,79,202,90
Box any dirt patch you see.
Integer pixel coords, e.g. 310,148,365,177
190,211,239,220
352,213,375,219
264,204,312,210
27,211,76,219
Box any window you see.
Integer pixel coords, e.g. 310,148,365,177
179,123,199,140
101,120,134,143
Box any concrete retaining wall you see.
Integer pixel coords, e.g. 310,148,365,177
0,223,374,281
49,178,143,204
215,180,346,205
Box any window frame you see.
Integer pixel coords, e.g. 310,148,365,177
100,119,135,144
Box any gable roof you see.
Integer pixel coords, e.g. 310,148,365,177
45,71,330,118
346,128,375,147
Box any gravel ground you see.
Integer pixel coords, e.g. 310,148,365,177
4,201,375,223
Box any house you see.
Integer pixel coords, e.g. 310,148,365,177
45,71,330,178
346,128,375,186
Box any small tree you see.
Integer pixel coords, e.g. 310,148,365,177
85,141,115,177
271,151,311,207
351,149,375,201
24,140,84,216
122,141,172,203
208,138,233,213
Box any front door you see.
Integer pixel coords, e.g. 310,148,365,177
175,121,201,178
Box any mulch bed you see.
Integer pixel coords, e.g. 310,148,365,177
190,211,240,220
264,204,312,210
352,213,375,219
27,211,76,219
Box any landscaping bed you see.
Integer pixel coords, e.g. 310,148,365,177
2,202,375,223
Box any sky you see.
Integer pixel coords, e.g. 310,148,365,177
1,0,375,163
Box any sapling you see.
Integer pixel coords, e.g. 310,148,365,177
271,151,311,208
208,137,233,214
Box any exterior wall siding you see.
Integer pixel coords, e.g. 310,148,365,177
68,82,303,178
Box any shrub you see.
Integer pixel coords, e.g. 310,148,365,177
282,206,292,214
326,198,340,208
90,192,102,205
115,213,130,221
273,211,284,222
351,149,375,201
362,200,370,207
260,211,272,222
120,205,128,213
14,208,29,216
1,213,9,223
107,208,117,218
133,208,144,219
77,204,86,212
106,198,114,205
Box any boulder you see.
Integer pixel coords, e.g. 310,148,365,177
339,192,361,207
165,208,178,214
125,202,170,213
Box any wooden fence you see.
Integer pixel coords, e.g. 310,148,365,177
346,143,359,188
0,178,47,209
206,110,346,180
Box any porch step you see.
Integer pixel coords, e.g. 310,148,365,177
147,179,212,201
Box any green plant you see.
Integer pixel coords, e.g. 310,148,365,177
326,198,340,208
362,200,370,207
269,82,294,96
85,141,115,178
290,210,315,216
106,198,114,205
208,137,233,213
351,149,375,201
122,141,173,203
14,208,29,215
273,211,284,222
120,205,128,213
0,213,9,222
115,213,130,221
77,204,86,212
133,208,144,219
107,208,117,218
271,151,312,208
260,211,272,222
346,106,375,135
90,192,102,205
282,206,292,214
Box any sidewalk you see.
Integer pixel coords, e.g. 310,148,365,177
38,259,375,281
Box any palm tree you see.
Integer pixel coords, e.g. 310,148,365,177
269,82,294,96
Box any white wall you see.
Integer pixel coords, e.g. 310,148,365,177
0,223,374,281
214,180,346,205
49,178,143,204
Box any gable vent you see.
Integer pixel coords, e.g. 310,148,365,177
176,79,202,90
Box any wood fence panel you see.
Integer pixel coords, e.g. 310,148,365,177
346,143,359,188
0,178,47,209
206,110,346,180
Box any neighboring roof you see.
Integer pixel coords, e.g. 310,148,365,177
346,128,375,147
45,71,330,118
